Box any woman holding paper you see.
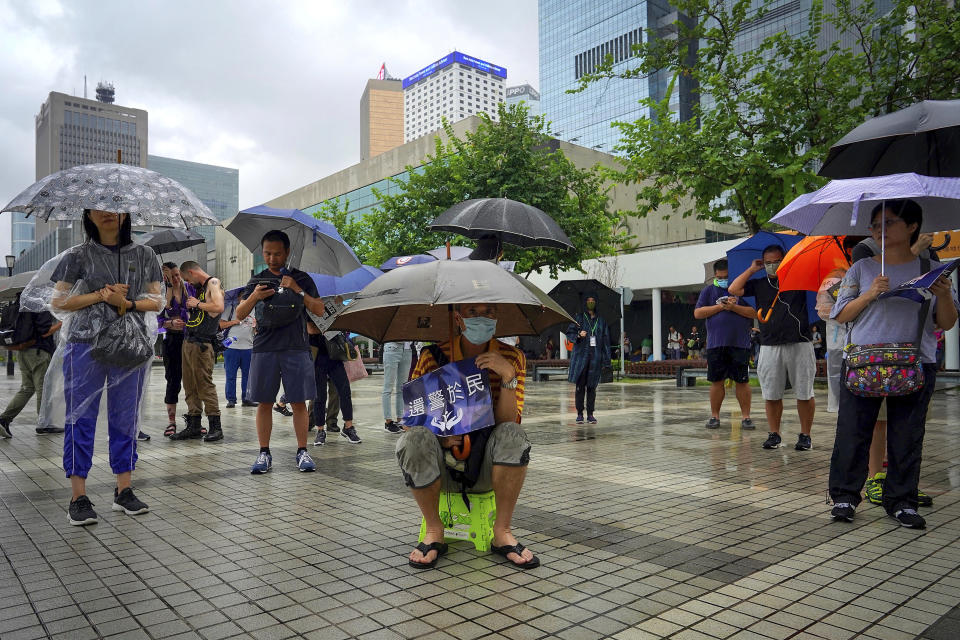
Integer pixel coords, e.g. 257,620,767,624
828,199,958,529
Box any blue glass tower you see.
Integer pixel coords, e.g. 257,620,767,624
539,0,690,153
146,155,238,247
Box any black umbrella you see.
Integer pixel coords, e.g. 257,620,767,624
819,99,960,178
548,279,622,345
135,228,206,255
329,259,573,343
429,198,574,250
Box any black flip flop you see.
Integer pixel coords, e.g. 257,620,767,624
408,541,448,569
491,543,541,570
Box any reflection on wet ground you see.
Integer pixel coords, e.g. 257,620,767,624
1,370,958,640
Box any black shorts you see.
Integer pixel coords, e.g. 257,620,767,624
706,347,750,384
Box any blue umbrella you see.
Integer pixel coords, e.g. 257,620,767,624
309,265,383,298
379,254,436,271
726,231,819,324
225,205,362,276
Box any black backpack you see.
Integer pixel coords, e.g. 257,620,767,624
0,300,23,347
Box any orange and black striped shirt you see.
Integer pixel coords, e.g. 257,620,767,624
411,338,526,423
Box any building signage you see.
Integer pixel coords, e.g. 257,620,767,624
506,85,540,100
403,51,507,89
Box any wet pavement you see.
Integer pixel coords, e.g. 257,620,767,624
1,367,959,640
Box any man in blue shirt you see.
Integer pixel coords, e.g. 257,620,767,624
695,260,756,430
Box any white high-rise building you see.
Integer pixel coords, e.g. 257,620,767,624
505,84,541,119
403,51,507,142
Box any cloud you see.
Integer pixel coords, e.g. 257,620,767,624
0,0,539,256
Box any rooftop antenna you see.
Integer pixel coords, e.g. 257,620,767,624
84,75,87,99
96,81,115,103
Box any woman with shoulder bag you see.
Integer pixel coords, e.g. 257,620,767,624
309,322,361,446
828,200,958,529
50,209,164,526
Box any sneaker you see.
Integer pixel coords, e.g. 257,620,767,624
706,417,720,429
384,420,403,434
313,429,326,446
741,418,756,430
35,426,65,434
762,432,782,449
341,426,362,444
865,472,885,505
326,423,340,433
68,495,98,526
795,434,812,451
918,490,933,507
892,508,926,529
137,430,151,442
587,416,598,424
296,450,316,472
241,400,258,407
575,414,584,424
831,503,855,522
251,451,272,474
112,487,149,515
273,404,293,417
226,401,236,408
0,417,11,438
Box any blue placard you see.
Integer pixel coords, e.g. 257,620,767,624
403,51,507,88
402,358,495,436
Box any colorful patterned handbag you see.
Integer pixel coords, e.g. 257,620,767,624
841,299,930,397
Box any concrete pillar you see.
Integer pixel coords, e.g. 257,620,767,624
946,271,959,370
652,287,662,361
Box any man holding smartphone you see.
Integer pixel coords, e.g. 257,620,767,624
695,259,756,430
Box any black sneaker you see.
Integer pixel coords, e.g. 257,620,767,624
313,429,326,446
137,430,151,442
0,417,11,438
226,401,236,408
795,434,812,451
762,432,782,449
706,417,720,429
36,426,65,434
831,503,855,522
241,400,258,407
741,418,756,430
273,404,293,417
112,487,149,515
341,426,362,444
68,495,98,526
326,423,340,433
384,420,403,434
892,508,926,529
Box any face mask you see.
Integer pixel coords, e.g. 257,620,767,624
586,300,597,311
714,278,728,289
764,262,781,277
462,316,497,345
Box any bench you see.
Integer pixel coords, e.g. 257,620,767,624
362,357,383,374
528,359,570,381
677,367,708,387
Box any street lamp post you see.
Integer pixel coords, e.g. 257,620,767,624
5,255,14,376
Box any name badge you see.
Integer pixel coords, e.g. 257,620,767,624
590,336,597,347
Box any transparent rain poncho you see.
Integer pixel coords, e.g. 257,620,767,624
21,242,164,467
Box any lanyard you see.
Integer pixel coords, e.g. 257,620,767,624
586,314,600,336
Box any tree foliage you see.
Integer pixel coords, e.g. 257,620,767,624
316,103,624,277
575,0,960,233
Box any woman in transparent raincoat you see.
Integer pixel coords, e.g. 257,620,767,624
26,209,163,526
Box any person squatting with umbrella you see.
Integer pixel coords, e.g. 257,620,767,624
236,230,324,474
49,209,164,525
158,262,192,438
829,200,958,529
398,303,539,570
565,293,611,425
169,261,224,442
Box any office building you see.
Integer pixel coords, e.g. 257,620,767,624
538,0,696,152
147,155,238,246
403,51,507,142
360,75,404,161
12,87,148,269
505,84,542,119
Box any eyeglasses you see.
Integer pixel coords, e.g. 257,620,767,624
868,218,904,231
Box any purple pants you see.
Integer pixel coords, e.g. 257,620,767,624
63,342,146,478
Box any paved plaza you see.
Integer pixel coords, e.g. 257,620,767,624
1,367,959,640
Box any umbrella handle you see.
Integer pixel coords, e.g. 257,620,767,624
931,234,951,252
451,434,471,460
757,291,780,323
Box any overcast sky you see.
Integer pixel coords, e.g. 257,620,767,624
0,0,540,256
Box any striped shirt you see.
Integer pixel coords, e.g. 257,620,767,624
412,337,526,422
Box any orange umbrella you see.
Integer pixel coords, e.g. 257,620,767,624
776,235,850,292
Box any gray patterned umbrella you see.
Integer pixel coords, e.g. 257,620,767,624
1,163,218,228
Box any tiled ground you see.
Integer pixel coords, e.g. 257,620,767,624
1,366,959,640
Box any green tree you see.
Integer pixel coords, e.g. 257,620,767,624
575,0,960,233
364,103,624,277
312,197,376,265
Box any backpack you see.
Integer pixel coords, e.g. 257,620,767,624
0,300,23,347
